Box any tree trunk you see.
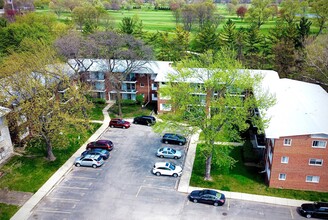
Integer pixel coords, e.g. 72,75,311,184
42,133,56,161
116,90,123,117
204,153,212,181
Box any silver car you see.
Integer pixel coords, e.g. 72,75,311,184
157,147,182,159
74,154,104,168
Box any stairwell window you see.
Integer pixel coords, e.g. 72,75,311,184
283,138,292,146
309,158,323,166
312,140,327,148
306,175,320,183
281,156,289,164
279,173,286,180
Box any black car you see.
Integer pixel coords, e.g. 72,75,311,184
133,115,156,126
162,133,186,145
188,189,225,206
81,148,110,160
300,202,328,218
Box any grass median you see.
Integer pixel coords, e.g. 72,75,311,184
190,143,328,202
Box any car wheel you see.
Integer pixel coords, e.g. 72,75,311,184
155,172,161,176
306,214,312,218
122,126,126,129
193,199,198,203
173,173,178,178
174,156,178,159
92,164,97,168
214,202,219,206
87,148,91,150
164,140,168,144
179,142,183,146
110,125,114,128
147,123,151,126
75,163,81,167
160,155,164,158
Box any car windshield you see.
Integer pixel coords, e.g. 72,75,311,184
216,193,221,198
169,163,176,170
171,149,176,153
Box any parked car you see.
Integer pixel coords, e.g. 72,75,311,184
81,148,110,160
87,140,114,151
162,133,186,145
188,189,226,207
74,154,104,168
152,162,182,177
133,115,156,126
157,147,182,159
109,118,131,129
300,202,328,218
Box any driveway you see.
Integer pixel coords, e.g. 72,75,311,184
27,124,304,220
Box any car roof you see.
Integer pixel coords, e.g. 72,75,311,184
154,162,171,167
96,140,111,143
83,154,101,159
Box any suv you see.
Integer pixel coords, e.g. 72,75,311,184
133,116,156,126
81,148,110,160
300,202,328,218
109,118,131,129
74,154,104,168
152,162,182,177
162,133,186,146
87,140,114,151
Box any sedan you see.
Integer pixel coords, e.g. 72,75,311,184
81,148,110,160
162,133,187,146
152,162,182,177
157,147,182,159
188,189,226,206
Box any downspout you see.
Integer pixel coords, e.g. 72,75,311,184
144,74,150,107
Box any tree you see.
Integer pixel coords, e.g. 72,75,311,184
0,40,92,161
243,25,264,68
303,34,328,88
193,22,219,53
236,5,247,21
158,49,274,180
296,17,312,49
49,0,65,18
219,19,237,50
120,17,136,35
279,0,308,24
181,4,196,32
72,4,98,33
246,0,272,28
309,0,328,36
194,1,216,29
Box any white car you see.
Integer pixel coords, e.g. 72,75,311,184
152,162,182,177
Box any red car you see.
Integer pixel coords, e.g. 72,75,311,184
86,140,114,151
109,118,131,129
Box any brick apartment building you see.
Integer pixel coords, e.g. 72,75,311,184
66,60,328,192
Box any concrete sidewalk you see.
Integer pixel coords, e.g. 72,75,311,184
177,131,312,207
11,102,114,220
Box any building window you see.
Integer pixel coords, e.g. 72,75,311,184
281,156,289,164
309,158,323,166
283,138,292,146
312,140,327,148
279,173,286,180
306,175,320,183
160,103,171,111
140,82,145,87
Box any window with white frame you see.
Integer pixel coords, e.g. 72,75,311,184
279,173,286,180
306,175,320,183
281,156,289,164
312,140,327,148
309,158,323,166
283,138,292,146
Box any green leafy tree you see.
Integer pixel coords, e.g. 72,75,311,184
309,0,328,36
0,40,92,161
246,0,272,28
120,17,136,35
280,0,308,24
72,4,98,32
158,49,274,180
193,22,219,53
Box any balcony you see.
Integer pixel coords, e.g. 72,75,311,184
121,89,137,94
123,76,137,83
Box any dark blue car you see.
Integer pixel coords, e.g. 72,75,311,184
81,148,110,160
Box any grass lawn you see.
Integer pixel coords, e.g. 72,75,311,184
0,123,101,192
108,102,156,119
190,144,328,202
0,203,19,220
88,102,107,121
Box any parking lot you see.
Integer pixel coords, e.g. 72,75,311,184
28,124,304,220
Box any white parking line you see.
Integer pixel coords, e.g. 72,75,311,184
290,207,294,219
36,209,71,214
136,185,176,197
48,198,80,202
71,176,97,180
57,186,89,190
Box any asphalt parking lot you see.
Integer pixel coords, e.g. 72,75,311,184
28,124,304,220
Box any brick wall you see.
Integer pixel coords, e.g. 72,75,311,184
269,135,328,192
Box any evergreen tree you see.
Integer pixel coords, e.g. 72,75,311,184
219,19,237,50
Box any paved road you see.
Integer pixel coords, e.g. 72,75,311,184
28,125,304,220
